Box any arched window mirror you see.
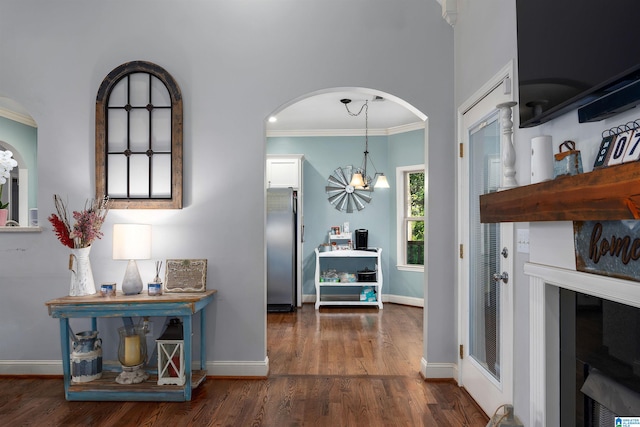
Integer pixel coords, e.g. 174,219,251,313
0,97,38,229
96,61,183,209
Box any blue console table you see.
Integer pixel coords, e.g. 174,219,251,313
45,289,216,401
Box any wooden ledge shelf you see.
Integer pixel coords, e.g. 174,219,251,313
480,161,640,223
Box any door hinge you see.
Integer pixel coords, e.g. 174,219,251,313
459,244,464,259
459,344,464,359
459,142,464,158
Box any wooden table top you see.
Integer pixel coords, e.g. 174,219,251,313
45,289,217,307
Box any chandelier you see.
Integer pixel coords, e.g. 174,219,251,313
341,98,390,190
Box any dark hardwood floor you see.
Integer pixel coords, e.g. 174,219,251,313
0,304,488,426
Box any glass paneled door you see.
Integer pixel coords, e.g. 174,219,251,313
459,83,514,416
469,115,501,382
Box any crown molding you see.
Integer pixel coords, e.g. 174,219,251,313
0,107,37,128
442,0,457,27
266,121,424,138
387,121,425,135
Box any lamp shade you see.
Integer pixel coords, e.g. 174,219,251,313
350,172,365,188
112,224,151,260
374,174,390,188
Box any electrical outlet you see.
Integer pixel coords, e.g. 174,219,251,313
517,229,530,254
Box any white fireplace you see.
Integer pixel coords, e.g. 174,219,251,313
525,262,640,426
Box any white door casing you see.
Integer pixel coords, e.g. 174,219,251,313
457,62,515,416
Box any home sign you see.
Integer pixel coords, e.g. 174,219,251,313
574,220,640,282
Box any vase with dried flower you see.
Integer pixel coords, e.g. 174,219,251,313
48,195,110,296
0,150,18,226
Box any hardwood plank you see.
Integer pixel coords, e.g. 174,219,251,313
0,304,488,426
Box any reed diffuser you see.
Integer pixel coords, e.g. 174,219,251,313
148,261,163,296
153,261,163,284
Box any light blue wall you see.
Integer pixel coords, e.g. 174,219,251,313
387,129,425,298
268,128,425,299
0,116,37,209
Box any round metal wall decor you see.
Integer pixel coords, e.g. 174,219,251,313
325,165,372,213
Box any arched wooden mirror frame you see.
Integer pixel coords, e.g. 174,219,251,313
95,61,183,209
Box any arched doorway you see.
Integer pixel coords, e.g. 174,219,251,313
264,87,428,374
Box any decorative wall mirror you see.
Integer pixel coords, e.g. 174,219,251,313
0,97,38,229
95,61,183,209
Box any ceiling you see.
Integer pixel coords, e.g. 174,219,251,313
265,90,424,134
0,90,424,133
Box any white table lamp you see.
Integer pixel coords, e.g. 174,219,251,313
113,224,151,295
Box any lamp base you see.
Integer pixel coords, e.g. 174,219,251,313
115,363,149,384
122,259,143,295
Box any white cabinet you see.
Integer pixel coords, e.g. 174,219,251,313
314,248,383,309
266,155,303,189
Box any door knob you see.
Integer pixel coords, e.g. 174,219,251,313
493,271,509,284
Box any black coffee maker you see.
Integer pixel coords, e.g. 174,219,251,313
355,229,368,250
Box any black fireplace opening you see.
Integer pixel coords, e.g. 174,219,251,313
560,289,640,426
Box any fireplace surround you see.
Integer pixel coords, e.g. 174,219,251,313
525,262,640,426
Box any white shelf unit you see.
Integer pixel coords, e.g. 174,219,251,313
328,231,352,250
314,248,383,309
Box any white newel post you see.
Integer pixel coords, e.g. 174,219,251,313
497,101,518,189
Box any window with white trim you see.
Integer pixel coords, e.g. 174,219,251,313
396,165,425,270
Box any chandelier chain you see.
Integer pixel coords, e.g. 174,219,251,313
343,100,370,179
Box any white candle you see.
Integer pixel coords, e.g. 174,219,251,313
124,335,141,366
531,135,553,183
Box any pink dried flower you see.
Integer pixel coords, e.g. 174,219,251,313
49,195,110,248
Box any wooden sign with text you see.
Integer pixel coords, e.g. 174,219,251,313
164,259,207,293
574,220,640,282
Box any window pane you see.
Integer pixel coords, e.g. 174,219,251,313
406,220,424,265
129,154,150,197
409,171,425,217
151,109,171,151
129,73,150,107
107,154,127,197
151,154,171,198
108,79,127,107
468,114,501,381
151,76,171,107
129,109,149,152
107,110,127,152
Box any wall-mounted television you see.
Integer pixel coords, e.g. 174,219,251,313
516,0,640,128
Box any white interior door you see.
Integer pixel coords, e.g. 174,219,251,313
458,83,514,416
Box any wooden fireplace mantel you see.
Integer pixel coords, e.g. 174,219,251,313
480,161,640,223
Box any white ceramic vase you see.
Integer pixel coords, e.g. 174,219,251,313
69,246,96,296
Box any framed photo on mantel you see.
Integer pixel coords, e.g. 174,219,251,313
164,259,207,293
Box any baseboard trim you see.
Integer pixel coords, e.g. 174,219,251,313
0,360,63,376
420,358,457,382
0,358,271,378
384,294,424,307
206,357,270,377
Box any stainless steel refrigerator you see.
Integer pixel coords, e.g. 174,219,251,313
267,188,297,312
